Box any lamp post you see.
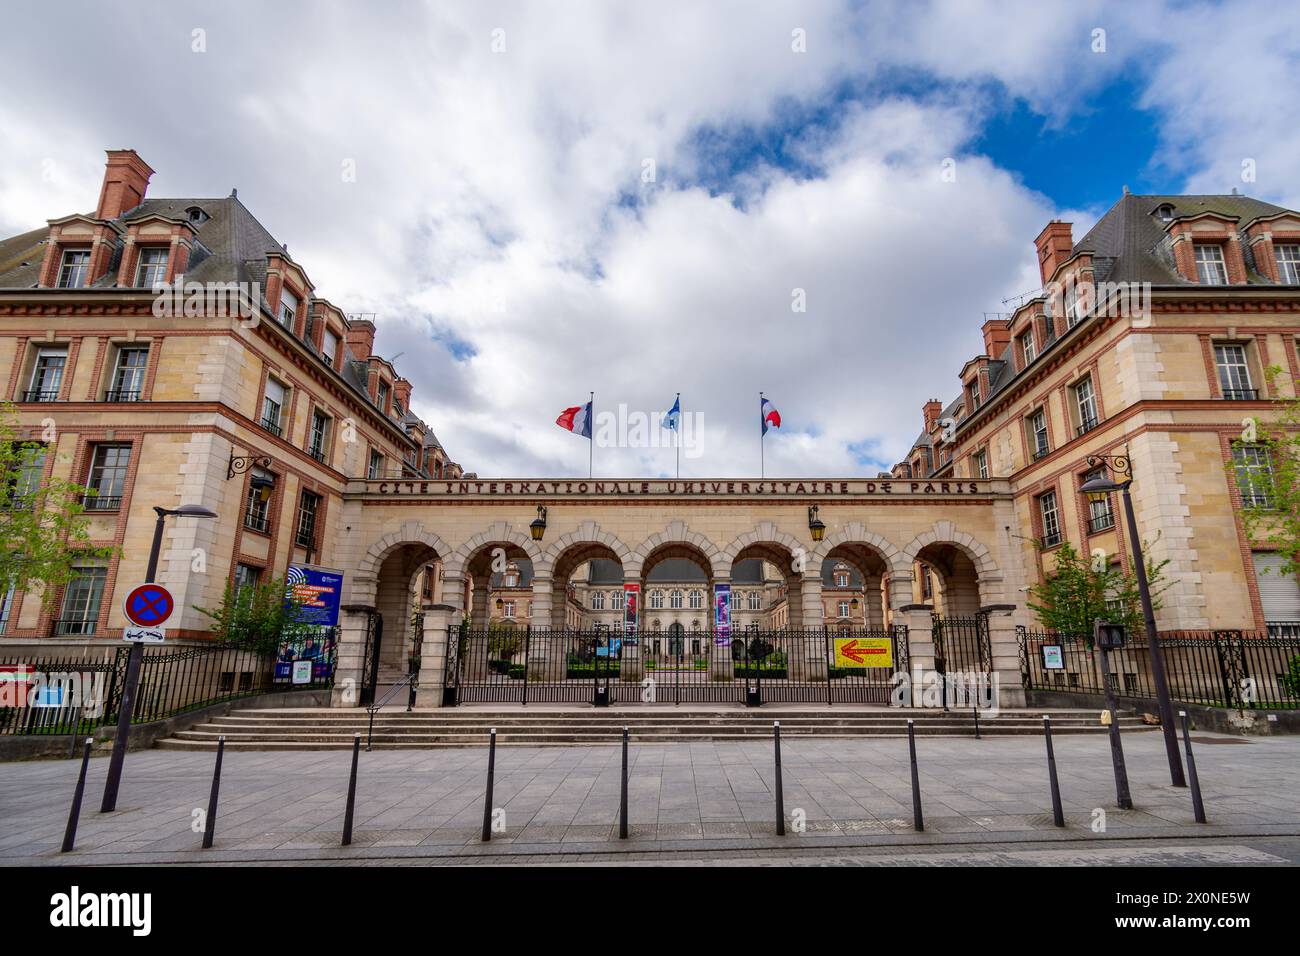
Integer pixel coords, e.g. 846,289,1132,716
1080,454,1186,788
808,506,826,543
101,504,218,812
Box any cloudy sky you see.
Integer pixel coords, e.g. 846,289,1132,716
2,0,1298,478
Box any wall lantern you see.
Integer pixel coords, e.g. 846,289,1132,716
495,597,504,612
808,505,826,542
530,505,548,542
249,469,275,503
850,597,860,612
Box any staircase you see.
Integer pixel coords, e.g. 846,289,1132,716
158,707,1153,751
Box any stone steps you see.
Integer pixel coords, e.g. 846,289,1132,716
157,707,1151,751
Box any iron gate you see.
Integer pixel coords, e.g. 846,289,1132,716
445,625,909,705
358,610,383,707
931,613,991,707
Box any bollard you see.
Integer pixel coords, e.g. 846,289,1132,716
773,721,785,836
619,726,629,839
341,733,360,847
907,720,924,832
481,728,497,842
973,701,981,740
1179,712,1207,824
202,735,226,849
1043,716,1065,827
61,737,94,853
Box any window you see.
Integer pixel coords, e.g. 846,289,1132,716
1214,344,1256,400
26,348,66,401
1064,284,1082,327
1038,490,1062,547
612,590,624,610
1020,331,1036,367
1084,467,1115,533
650,590,664,609
1195,244,1228,285
367,450,384,479
838,601,850,618
1074,376,1099,435
56,566,107,635
591,591,605,610
1156,204,1175,222
261,379,286,436
1233,445,1274,508
376,381,390,411
1028,408,1049,460
730,590,740,611
667,589,683,609
748,590,761,611
308,410,330,462
0,586,13,634
1277,244,1300,285
966,379,981,412
5,444,45,510
321,329,340,365
834,568,849,587
296,490,321,549
84,444,130,511
973,449,989,480
108,347,148,401
57,249,90,289
502,601,515,618
243,468,274,532
689,590,703,609
234,563,261,593
134,247,168,288
921,565,933,600
279,287,298,328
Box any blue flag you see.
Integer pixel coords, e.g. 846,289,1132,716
663,395,680,431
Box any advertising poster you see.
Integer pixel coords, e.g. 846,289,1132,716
714,583,731,645
274,631,338,683
623,583,640,643
1042,644,1065,670
284,564,344,627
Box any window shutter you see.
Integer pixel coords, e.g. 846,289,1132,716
1254,553,1300,622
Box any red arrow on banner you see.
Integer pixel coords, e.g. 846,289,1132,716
839,639,872,665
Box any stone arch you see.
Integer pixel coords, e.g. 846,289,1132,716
626,520,724,580
808,522,904,628
898,520,1000,580
442,520,543,580
539,521,635,578
900,520,1004,614
719,521,808,627
810,521,909,578
352,521,453,605
543,523,635,629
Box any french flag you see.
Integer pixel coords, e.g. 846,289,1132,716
556,401,592,438
761,396,781,435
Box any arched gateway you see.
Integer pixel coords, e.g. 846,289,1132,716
331,477,1029,708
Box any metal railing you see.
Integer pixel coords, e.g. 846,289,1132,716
103,389,141,402
1220,388,1259,400
81,494,122,511
21,390,59,402
1075,417,1099,437
259,417,283,437
1019,626,1300,710
1087,511,1116,533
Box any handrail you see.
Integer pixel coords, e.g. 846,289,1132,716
365,672,418,751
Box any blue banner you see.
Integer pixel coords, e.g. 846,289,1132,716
285,564,344,627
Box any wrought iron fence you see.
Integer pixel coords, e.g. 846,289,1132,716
1018,626,1300,709
445,625,908,705
0,630,337,737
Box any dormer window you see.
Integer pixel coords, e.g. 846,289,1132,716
135,247,168,288
376,380,390,410
1275,244,1300,285
1195,244,1228,285
279,287,299,327
185,206,209,225
1156,203,1175,222
966,380,981,412
1019,329,1037,367
321,329,339,365
57,249,90,288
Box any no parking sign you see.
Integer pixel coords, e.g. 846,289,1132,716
123,583,174,643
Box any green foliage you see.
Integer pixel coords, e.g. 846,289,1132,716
194,576,308,655
1027,540,1170,639
0,406,117,601
1281,655,1300,698
1231,365,1300,581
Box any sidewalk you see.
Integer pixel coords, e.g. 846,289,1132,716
3,732,1297,865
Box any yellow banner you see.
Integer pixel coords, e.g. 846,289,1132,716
833,636,892,669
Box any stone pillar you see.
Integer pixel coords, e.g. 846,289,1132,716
415,604,454,707
528,575,553,677
791,571,825,681
331,605,374,708
984,608,1026,709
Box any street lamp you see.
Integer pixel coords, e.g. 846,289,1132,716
529,505,547,542
1079,454,1186,788
101,504,218,812
808,506,826,542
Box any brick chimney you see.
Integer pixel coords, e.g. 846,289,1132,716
981,317,1012,358
922,399,942,431
1034,220,1074,285
96,149,154,220
393,378,413,412
344,317,376,358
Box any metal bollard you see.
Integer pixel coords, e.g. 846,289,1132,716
1043,716,1065,827
481,728,497,842
1179,712,1207,824
773,721,785,836
341,733,360,846
61,737,94,853
202,736,226,849
619,727,629,839
973,701,981,740
907,719,924,832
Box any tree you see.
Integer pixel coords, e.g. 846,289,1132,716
1231,365,1300,581
0,407,117,601
195,576,308,655
1027,540,1170,640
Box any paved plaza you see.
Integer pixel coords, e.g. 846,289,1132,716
3,731,1298,866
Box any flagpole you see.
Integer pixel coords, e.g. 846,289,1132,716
589,390,594,479
675,392,681,479
759,391,765,480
